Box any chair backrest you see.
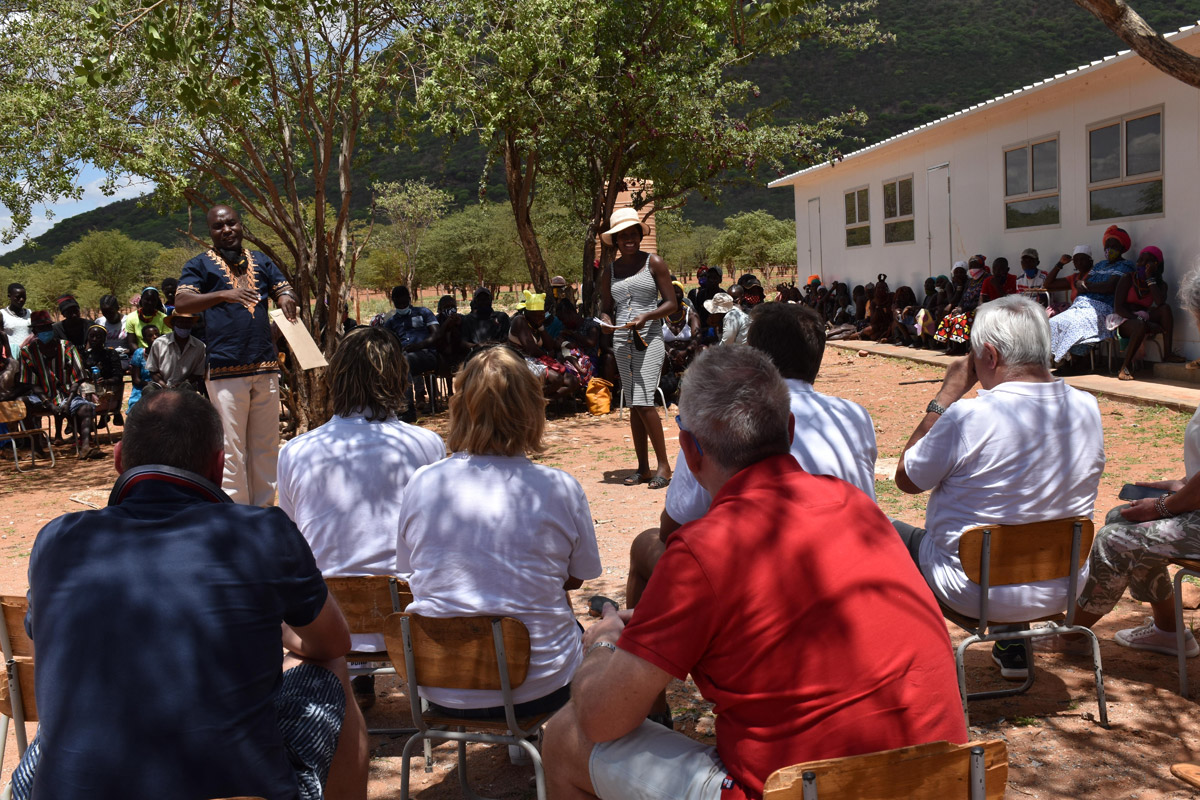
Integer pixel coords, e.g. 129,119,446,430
0,595,35,722
383,613,531,692
763,739,1008,800
0,401,26,426
324,575,412,636
958,517,1094,587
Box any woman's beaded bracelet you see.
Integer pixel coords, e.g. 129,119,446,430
1155,495,1175,519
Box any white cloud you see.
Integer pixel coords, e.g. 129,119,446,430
0,169,156,256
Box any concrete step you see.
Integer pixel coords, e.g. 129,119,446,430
1153,361,1200,385
829,340,1200,413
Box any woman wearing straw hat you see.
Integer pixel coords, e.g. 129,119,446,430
599,207,677,489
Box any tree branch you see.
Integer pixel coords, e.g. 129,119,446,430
1073,0,1200,89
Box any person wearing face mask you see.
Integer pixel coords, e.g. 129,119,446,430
1044,246,1093,315
147,312,207,392
124,287,168,351
1016,249,1048,293
934,257,989,355
1106,246,1187,380
688,265,723,329
16,310,99,458
1049,225,1136,370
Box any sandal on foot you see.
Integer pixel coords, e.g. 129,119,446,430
1187,359,1200,371
647,475,670,490
1118,367,1135,381
623,472,650,486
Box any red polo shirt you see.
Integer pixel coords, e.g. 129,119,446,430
619,455,967,800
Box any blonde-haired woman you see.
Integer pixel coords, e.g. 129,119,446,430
395,345,602,721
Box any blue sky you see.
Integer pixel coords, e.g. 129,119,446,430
0,165,155,255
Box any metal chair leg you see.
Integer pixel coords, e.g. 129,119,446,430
1176,568,1194,698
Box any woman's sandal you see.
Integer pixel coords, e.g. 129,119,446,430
623,472,651,486
1186,359,1200,370
647,475,671,490
1118,367,1135,381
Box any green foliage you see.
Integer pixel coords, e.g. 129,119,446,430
708,211,795,277
5,261,80,312
372,180,455,294
658,216,720,276
415,204,526,290
54,230,162,297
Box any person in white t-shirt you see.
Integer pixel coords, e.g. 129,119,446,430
625,302,878,726
2,283,31,361
278,325,446,708
894,294,1104,681
396,345,602,724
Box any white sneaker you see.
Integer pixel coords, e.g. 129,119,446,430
1114,617,1200,658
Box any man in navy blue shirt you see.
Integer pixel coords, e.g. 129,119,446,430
12,389,367,800
174,205,300,505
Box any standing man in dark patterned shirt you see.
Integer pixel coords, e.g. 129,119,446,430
174,205,299,505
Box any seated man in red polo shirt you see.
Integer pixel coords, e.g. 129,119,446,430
543,345,967,800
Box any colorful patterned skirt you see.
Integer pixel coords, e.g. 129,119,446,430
935,309,975,344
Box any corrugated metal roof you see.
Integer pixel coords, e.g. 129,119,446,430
767,21,1199,189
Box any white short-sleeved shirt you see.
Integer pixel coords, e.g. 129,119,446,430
278,413,446,651
720,306,750,345
397,453,602,708
666,378,878,524
2,307,31,359
1184,405,1200,481
902,379,1104,621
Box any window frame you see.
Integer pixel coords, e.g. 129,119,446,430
843,185,871,248
1086,106,1165,224
881,174,915,245
1002,134,1061,231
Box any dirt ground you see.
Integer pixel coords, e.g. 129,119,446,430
2,346,1200,798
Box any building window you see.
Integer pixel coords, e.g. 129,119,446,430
882,175,914,243
844,187,869,247
1088,109,1163,221
1004,137,1059,229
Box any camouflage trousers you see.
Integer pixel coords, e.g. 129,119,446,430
1077,504,1200,617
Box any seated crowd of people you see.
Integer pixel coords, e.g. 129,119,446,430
0,282,205,459
813,225,1186,381
13,242,1200,799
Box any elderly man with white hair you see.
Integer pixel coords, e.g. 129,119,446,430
543,345,967,800
894,294,1105,681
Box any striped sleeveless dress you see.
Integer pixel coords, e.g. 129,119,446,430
611,255,666,407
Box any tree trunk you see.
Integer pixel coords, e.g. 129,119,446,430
1073,0,1200,88
503,133,551,293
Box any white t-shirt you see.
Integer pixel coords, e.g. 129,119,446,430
902,379,1104,622
397,453,602,708
1184,404,1200,481
1016,271,1047,291
1,307,31,359
278,412,446,651
666,378,878,524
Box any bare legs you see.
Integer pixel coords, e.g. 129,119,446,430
629,406,671,482
626,527,670,718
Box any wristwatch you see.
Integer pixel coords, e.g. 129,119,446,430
925,398,948,416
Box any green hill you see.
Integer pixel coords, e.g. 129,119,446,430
3,0,1196,265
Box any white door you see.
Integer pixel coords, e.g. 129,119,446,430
926,164,951,276
806,197,822,280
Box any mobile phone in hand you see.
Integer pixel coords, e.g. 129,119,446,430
588,595,620,617
1118,483,1169,501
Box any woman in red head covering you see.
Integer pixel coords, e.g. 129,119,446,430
1048,226,1137,372
1108,245,1186,379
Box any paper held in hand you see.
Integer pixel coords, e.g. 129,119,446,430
269,309,328,370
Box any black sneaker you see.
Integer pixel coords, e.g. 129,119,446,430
991,641,1029,680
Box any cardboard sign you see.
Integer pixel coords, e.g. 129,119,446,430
269,309,328,370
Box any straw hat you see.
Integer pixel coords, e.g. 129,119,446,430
600,208,650,246
703,293,735,315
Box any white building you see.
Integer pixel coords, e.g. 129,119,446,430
769,22,1200,356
